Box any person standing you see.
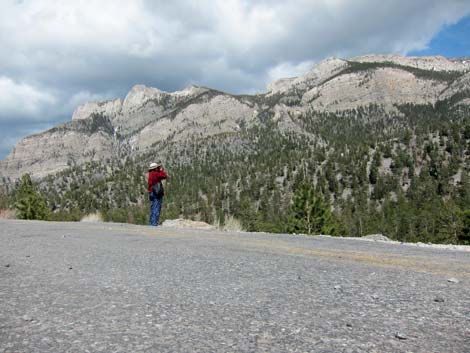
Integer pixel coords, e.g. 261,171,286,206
147,161,168,226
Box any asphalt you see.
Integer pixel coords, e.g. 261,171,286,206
0,219,469,353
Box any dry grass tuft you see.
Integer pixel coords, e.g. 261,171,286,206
222,215,244,232
80,212,104,223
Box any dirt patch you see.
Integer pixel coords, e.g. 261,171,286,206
162,218,215,230
0,209,16,219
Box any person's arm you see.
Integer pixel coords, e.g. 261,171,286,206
147,172,153,191
157,169,168,180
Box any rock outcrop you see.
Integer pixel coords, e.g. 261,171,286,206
72,99,122,121
304,67,447,111
268,57,349,94
439,72,470,103
1,54,470,181
133,93,257,150
0,115,118,180
352,54,470,72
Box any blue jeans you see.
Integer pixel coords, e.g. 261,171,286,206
149,192,163,226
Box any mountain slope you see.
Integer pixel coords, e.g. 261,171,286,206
1,54,469,182
1,54,470,244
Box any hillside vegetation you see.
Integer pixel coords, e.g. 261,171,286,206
3,99,469,244
2,56,470,244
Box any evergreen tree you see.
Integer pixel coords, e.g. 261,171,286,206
459,209,470,244
433,200,462,244
286,183,339,235
238,197,260,232
15,174,49,220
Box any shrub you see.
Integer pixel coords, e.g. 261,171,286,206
15,174,49,220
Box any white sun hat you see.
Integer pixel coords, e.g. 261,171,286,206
149,162,161,170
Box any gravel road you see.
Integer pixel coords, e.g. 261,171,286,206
1,219,469,353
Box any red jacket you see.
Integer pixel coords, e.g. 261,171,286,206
147,168,168,193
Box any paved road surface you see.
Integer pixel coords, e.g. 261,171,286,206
1,219,469,352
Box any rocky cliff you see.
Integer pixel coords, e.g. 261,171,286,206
1,54,469,181
0,115,118,180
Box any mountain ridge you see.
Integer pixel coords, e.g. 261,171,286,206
1,54,470,182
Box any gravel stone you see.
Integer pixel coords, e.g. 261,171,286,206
1,219,469,353
395,332,408,340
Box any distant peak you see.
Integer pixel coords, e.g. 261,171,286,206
173,84,208,96
267,57,348,94
128,84,165,94
126,84,208,97
351,54,470,72
184,84,201,90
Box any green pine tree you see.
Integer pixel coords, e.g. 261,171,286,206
15,174,49,220
286,183,339,235
434,201,462,244
458,209,470,244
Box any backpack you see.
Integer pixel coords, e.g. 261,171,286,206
152,181,163,197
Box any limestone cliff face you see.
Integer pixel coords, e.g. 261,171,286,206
304,67,447,111
133,94,258,150
268,57,349,94
71,84,212,137
352,54,470,72
1,54,469,181
439,72,470,103
0,115,117,180
72,99,123,121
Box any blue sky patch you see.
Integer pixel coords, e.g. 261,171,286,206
411,15,470,58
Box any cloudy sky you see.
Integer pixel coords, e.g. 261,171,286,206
1,0,470,158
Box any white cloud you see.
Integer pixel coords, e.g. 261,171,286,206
1,0,469,92
0,76,56,119
267,61,316,83
2,0,155,53
65,90,115,112
0,0,470,157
